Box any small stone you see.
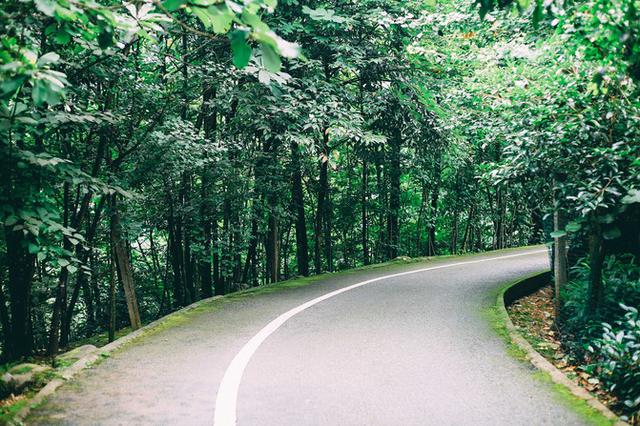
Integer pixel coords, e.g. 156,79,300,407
0,363,51,395
1,372,15,387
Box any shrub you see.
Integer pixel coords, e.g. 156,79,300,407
586,304,640,421
561,255,640,358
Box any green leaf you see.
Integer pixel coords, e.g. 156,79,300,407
162,0,185,12
58,258,70,267
1,76,27,98
31,79,61,106
622,189,640,205
230,30,251,69
565,221,581,232
66,265,78,274
208,4,233,34
35,0,56,16
54,31,71,45
261,44,281,73
28,243,40,254
550,230,566,238
5,215,19,226
37,52,60,66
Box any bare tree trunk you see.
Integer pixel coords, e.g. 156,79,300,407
4,227,35,359
291,141,310,276
427,156,442,256
553,207,568,321
375,151,386,262
315,138,329,274
110,195,141,330
587,217,605,317
387,128,401,259
48,182,71,356
108,241,116,343
362,159,370,265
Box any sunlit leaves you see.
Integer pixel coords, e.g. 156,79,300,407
230,30,252,68
260,44,281,72
302,6,348,24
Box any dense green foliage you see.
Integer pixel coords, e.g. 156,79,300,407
477,0,640,419
587,305,640,415
1,0,639,417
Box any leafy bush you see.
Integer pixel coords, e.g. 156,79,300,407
561,255,640,357
586,305,640,420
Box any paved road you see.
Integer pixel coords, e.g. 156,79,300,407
28,247,586,425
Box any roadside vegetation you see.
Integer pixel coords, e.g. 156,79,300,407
1,0,638,421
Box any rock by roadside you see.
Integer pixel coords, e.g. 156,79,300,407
1,364,53,397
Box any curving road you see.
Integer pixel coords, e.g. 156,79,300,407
28,247,587,425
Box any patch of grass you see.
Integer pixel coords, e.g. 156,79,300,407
68,327,133,351
9,365,33,375
483,303,530,361
490,273,618,426
531,371,616,426
0,397,28,424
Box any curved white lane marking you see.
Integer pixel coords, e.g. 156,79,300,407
213,249,547,426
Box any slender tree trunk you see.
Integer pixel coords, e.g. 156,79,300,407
427,156,442,256
110,195,141,330
4,228,35,359
48,182,71,356
200,85,216,298
213,219,222,295
553,207,568,321
108,241,116,343
166,185,185,306
387,128,401,259
587,218,605,317
60,196,105,345
267,212,279,283
375,151,386,262
315,136,329,274
451,209,459,255
243,213,259,286
461,204,475,252
291,141,310,276
362,159,370,265
0,282,13,360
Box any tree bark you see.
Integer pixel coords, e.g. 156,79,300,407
587,218,605,317
110,195,142,330
553,207,568,321
362,159,370,265
4,227,35,359
291,141,310,276
387,128,401,259
315,133,330,274
108,241,116,343
48,182,71,356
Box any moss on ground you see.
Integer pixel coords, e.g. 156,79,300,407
490,274,618,426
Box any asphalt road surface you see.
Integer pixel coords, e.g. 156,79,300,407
28,247,587,425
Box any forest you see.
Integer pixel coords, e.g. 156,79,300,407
1,0,639,420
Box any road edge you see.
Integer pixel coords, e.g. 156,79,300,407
495,272,627,426
14,246,545,425
12,295,223,425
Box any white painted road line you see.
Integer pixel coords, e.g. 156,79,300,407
213,249,548,426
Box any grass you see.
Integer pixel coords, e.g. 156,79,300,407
490,273,618,426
